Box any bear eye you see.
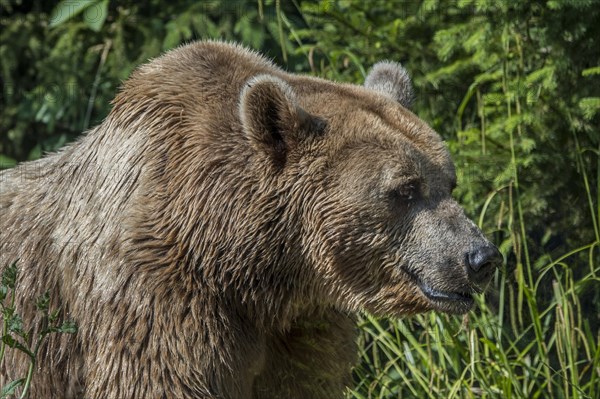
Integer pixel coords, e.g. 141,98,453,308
388,179,420,203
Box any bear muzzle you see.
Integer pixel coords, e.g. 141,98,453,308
401,241,501,315
466,243,502,286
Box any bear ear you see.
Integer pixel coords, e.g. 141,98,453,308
239,75,316,168
364,61,414,109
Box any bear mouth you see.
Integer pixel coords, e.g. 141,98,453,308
403,269,474,314
419,283,473,303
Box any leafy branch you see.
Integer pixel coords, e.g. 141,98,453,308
0,263,77,399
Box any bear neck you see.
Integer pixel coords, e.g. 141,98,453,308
119,130,325,330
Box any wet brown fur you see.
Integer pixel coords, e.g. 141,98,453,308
0,41,495,398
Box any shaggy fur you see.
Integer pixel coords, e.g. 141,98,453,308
364,61,415,108
0,41,498,398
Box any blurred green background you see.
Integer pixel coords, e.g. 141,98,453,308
1,0,599,397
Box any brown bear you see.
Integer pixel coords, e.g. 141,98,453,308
0,41,500,398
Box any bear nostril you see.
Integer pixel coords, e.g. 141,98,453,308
467,245,501,275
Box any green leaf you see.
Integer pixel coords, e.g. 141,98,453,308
1,262,17,290
520,137,536,154
0,378,25,398
7,314,24,336
582,66,600,76
2,335,33,359
58,320,78,334
0,155,16,169
35,291,50,312
49,0,101,28
84,0,109,32
525,66,556,91
163,23,181,50
49,309,60,323
27,144,42,161
579,97,600,120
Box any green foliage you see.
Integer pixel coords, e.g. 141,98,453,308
0,263,78,398
1,0,599,397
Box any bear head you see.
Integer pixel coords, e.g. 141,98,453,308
238,61,500,317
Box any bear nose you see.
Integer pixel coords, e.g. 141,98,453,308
466,245,501,281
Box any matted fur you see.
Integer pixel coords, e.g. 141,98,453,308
0,41,498,398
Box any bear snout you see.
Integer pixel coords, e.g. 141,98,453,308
465,244,501,286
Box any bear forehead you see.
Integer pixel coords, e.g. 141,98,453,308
292,80,446,148
293,84,455,180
